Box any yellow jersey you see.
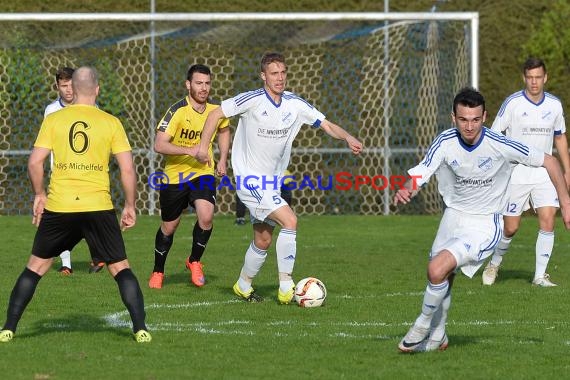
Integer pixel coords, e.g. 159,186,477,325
157,97,229,184
34,104,132,212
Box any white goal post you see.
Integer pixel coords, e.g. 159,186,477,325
0,12,478,216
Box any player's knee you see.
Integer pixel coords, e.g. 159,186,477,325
427,255,453,284
108,260,130,277
538,218,555,232
254,236,272,250
282,213,297,230
197,217,213,230
161,220,179,235
427,265,446,284
161,226,176,236
503,225,519,238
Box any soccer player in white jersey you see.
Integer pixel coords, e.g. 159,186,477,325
394,87,570,353
482,58,570,287
44,67,74,117
194,52,362,303
44,67,75,275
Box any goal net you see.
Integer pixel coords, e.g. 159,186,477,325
0,12,477,216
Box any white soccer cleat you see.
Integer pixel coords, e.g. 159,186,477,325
398,324,430,353
482,262,500,285
422,333,449,352
532,273,557,287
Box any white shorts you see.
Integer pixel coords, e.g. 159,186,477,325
237,177,288,226
504,181,559,216
430,208,503,278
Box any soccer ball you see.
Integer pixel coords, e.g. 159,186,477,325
294,277,327,308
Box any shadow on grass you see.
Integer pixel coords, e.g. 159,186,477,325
495,269,534,283
20,313,131,340
445,334,483,348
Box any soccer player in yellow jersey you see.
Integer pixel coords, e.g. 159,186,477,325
148,64,230,289
0,66,151,344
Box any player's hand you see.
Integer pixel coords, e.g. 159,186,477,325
195,149,212,167
346,136,363,155
216,160,227,177
187,145,199,157
32,193,47,227
120,205,136,231
561,202,570,230
393,188,413,205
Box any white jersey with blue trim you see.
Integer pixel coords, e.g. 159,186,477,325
44,98,66,117
491,90,565,184
223,88,325,177
408,128,544,215
44,98,68,168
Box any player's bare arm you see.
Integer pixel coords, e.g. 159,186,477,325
554,133,570,190
28,147,50,226
542,153,570,229
216,126,230,176
154,130,197,157
319,119,363,155
196,106,225,165
115,151,137,231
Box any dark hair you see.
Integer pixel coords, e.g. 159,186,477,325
260,52,286,72
453,87,486,114
187,64,211,81
522,57,546,74
55,67,74,83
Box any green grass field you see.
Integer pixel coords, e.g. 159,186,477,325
1,214,570,379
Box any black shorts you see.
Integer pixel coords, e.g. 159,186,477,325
159,175,217,222
32,210,127,264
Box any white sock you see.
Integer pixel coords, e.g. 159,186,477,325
237,277,252,293
238,242,267,291
535,230,554,279
279,280,295,293
60,250,71,268
430,291,451,341
415,280,449,329
276,228,296,290
490,235,512,266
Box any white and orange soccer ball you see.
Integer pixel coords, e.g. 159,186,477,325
294,277,327,308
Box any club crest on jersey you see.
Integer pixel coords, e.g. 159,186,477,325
478,156,493,172
282,112,293,124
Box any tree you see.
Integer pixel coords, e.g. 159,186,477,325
522,0,570,102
